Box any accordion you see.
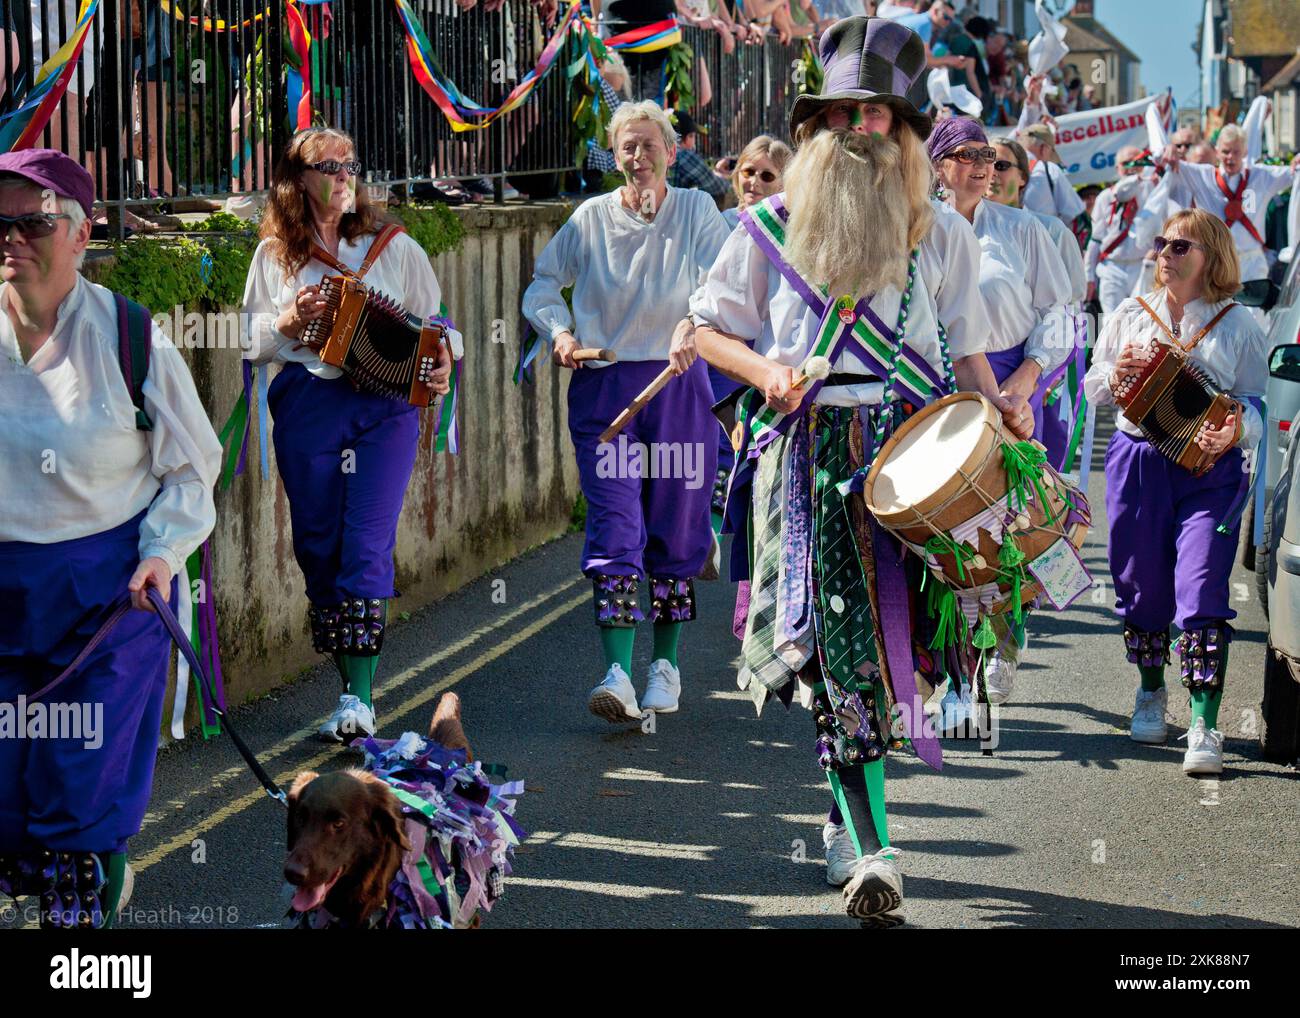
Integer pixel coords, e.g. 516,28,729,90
300,275,446,407
1112,340,1240,476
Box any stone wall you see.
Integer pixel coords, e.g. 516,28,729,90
92,201,581,724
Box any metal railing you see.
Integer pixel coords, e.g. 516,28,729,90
1,4,804,229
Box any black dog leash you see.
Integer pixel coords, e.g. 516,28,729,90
19,588,288,807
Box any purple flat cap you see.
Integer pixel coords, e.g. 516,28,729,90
789,17,931,144
0,148,95,217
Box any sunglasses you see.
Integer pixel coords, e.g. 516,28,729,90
0,212,73,240
739,166,779,183
1153,236,1203,257
944,147,998,165
1173,142,1192,151
992,159,1020,173
307,159,362,177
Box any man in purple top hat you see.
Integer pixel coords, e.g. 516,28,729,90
692,16,1031,926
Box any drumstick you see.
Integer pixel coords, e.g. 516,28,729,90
791,355,832,390
552,347,618,365
600,365,676,443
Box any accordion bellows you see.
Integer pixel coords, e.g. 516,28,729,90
301,275,445,407
1112,341,1240,476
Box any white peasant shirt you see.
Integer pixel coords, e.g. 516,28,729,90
522,187,732,364
241,229,463,376
1083,289,1269,448
0,276,222,575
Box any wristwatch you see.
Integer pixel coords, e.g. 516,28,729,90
1027,352,1050,374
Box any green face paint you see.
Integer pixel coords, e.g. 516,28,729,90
317,180,334,206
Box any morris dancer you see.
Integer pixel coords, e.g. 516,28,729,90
242,128,459,743
987,136,1088,471
523,101,729,723
0,150,221,927
713,135,792,534
692,17,1032,924
1015,84,1087,234
1158,125,1300,322
1084,146,1156,314
930,117,1072,707
1084,209,1268,776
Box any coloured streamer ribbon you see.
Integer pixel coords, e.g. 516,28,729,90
396,0,595,133
0,0,100,152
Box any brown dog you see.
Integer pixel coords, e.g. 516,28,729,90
284,692,472,926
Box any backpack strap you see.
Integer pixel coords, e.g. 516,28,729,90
114,291,153,431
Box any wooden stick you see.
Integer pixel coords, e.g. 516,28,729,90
599,365,676,443
553,347,618,365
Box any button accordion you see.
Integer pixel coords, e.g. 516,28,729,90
300,274,446,408
1111,340,1240,477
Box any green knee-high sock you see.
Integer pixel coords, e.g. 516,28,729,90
1139,665,1166,692
101,851,127,929
1190,689,1223,728
831,760,888,856
711,511,725,536
338,654,378,708
1188,636,1228,728
651,622,681,668
600,626,636,676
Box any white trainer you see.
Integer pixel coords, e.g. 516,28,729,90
334,694,376,743
641,659,681,713
1130,687,1168,744
939,684,977,737
842,847,903,920
984,651,1017,705
316,695,349,742
822,823,857,887
1180,717,1224,775
588,664,641,723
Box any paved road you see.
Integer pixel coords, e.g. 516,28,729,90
8,412,1297,930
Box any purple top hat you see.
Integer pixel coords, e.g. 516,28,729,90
789,17,931,143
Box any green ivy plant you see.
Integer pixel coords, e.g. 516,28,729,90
665,42,695,111
101,203,464,314
388,203,467,259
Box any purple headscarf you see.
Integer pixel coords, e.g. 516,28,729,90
926,117,988,162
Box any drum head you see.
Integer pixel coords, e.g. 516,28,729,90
870,396,992,513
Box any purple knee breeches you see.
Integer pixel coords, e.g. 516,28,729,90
268,363,418,609
0,512,174,853
1105,431,1244,690
569,360,718,626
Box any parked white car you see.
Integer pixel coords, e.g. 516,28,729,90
1244,253,1300,607
1261,344,1300,763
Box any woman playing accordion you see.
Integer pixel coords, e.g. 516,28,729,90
1084,208,1268,777
242,128,461,744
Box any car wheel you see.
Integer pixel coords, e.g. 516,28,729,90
1261,642,1300,763
1242,500,1256,571
1257,502,1271,617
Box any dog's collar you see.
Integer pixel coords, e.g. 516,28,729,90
287,904,387,930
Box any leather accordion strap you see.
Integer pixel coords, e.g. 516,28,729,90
310,223,406,281
1135,294,1236,353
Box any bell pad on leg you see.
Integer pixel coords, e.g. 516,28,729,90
1177,623,1230,692
36,851,108,930
593,573,645,628
648,577,696,624
310,598,385,655
1123,625,1170,668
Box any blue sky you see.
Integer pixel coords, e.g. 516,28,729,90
1093,0,1204,106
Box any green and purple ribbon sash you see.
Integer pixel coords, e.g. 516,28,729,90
738,195,952,436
